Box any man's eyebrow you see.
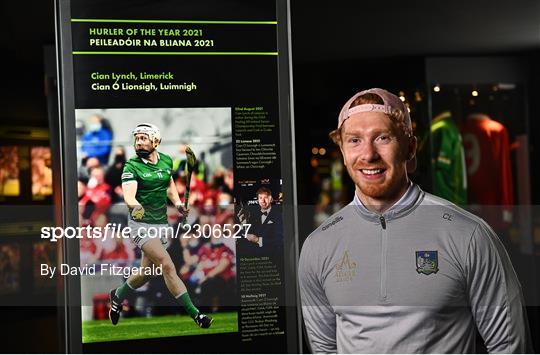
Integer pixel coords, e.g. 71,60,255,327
343,129,392,136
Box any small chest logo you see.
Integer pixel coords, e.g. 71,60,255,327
415,251,439,275
142,173,152,178
335,251,357,283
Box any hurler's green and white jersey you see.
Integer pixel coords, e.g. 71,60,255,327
121,152,173,224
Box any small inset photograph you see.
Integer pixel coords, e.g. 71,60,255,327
235,178,283,256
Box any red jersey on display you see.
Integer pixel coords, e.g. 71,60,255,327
197,243,235,281
460,114,513,228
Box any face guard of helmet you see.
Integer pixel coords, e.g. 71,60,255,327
133,123,161,159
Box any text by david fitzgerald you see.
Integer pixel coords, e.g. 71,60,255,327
41,264,162,278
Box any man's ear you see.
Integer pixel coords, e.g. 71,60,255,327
339,144,347,166
406,136,418,173
408,135,417,159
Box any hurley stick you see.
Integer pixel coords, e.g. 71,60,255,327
181,146,197,224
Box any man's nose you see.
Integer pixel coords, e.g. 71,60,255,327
359,142,380,162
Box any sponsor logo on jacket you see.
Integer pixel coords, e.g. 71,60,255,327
322,216,343,231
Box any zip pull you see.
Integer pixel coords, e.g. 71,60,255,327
379,215,386,229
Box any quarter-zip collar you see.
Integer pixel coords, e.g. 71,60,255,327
352,182,424,224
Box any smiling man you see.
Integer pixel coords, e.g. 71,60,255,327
298,88,531,353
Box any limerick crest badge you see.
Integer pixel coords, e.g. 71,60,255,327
415,251,439,275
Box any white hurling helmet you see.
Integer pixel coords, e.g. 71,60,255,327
132,123,161,148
